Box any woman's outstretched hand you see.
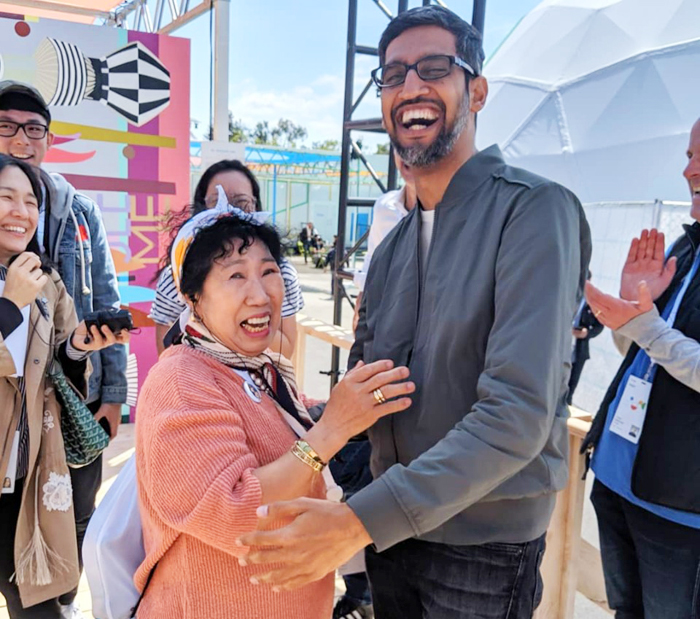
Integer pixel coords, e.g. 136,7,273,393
308,359,414,461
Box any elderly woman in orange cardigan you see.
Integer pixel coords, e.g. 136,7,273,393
134,199,415,619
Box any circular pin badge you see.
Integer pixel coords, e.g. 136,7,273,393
244,381,262,403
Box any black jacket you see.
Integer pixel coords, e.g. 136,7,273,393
583,222,700,513
572,303,604,363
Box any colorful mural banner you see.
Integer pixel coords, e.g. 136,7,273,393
0,14,191,413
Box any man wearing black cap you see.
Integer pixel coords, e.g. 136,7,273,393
0,80,126,619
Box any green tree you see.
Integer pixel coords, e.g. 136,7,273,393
252,120,271,144
206,112,249,142
376,142,391,155
312,139,340,151
228,114,249,143
271,118,308,148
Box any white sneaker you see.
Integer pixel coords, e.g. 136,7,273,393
60,603,87,619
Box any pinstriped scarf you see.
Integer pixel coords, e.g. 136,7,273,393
182,316,313,429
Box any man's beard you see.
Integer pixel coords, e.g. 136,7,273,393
389,97,469,168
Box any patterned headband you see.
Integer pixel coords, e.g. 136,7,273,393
171,185,271,294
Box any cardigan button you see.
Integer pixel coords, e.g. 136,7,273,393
33,359,40,365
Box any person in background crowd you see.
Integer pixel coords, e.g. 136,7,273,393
150,159,304,359
238,7,590,619
135,207,414,619
0,155,128,619
567,272,604,405
353,154,416,332
582,118,700,619
299,221,317,264
0,81,127,619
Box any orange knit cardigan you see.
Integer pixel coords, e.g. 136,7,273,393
135,345,333,619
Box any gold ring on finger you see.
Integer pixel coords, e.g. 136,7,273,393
373,388,387,405
595,309,603,318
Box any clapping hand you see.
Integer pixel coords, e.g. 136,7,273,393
620,229,676,301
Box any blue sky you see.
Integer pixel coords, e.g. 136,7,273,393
174,0,542,144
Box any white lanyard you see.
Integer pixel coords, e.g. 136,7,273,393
644,248,700,380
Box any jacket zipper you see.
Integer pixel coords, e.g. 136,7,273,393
412,205,440,356
391,206,440,462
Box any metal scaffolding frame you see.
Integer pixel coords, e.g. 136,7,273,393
104,0,214,36
329,0,487,387
105,0,230,142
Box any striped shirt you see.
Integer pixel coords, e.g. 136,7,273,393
0,266,29,480
150,258,304,326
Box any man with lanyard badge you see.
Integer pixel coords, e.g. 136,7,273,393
583,118,700,619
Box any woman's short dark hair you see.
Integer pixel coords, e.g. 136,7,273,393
0,154,51,272
192,159,262,215
378,6,485,78
177,215,283,304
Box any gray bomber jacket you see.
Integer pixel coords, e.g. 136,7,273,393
347,145,591,551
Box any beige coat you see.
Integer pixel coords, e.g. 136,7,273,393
0,270,88,607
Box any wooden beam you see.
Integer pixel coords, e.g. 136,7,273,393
157,0,211,34
4,0,110,19
578,539,613,614
296,313,354,350
292,327,307,389
535,428,588,618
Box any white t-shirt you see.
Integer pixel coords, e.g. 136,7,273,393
0,280,29,377
419,208,435,278
354,187,409,292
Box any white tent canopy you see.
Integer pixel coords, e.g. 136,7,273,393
477,0,700,204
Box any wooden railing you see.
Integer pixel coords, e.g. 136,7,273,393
293,315,612,618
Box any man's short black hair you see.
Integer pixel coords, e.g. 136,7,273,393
378,6,485,76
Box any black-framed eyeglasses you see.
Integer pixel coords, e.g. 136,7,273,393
371,54,477,89
0,120,49,140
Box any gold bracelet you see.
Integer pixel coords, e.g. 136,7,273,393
291,444,324,472
291,440,326,473
296,440,327,466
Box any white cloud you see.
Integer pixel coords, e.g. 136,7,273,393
229,73,344,144
227,55,384,148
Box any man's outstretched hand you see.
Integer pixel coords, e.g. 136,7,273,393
237,498,372,591
620,229,676,301
586,280,654,331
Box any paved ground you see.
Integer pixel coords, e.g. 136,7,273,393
1,256,610,618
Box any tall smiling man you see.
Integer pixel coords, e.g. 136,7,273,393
239,7,591,618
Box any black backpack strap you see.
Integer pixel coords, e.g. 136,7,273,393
130,562,158,618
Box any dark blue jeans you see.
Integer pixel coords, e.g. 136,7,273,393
330,440,373,606
591,479,700,619
365,535,546,619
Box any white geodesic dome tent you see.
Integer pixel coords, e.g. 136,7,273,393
477,0,700,205
476,0,700,411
